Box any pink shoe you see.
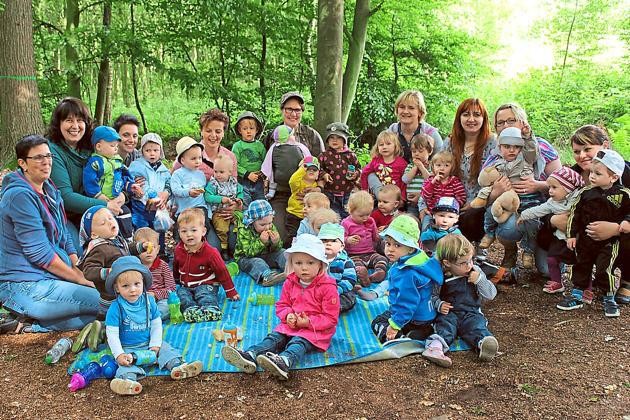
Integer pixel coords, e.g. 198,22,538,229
542,281,565,294
422,345,452,367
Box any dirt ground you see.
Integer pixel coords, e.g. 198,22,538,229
0,249,628,420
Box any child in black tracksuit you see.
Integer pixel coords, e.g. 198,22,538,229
558,150,630,318
422,234,498,368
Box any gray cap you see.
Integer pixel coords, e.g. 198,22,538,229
280,91,305,109
498,127,524,147
140,133,165,158
325,122,350,144
234,111,263,137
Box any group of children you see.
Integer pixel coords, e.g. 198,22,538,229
71,111,628,395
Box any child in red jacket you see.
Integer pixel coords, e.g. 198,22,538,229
222,234,340,380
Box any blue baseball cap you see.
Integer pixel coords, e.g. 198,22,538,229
91,126,121,145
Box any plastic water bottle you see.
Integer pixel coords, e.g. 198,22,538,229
247,292,275,306
168,291,184,324
68,362,102,392
222,320,238,348
346,164,356,180
131,349,157,366
44,337,73,365
99,355,118,379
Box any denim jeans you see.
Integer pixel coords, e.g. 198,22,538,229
131,201,166,253
0,280,100,332
324,191,350,219
115,341,183,380
156,298,169,320
238,250,286,283
367,173,383,196
495,213,549,276
433,310,492,348
245,331,316,368
176,284,220,311
241,178,265,203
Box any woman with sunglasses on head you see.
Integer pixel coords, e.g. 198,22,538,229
0,135,100,334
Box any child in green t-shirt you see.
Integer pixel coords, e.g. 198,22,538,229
231,111,266,202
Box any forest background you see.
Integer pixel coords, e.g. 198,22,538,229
0,0,628,167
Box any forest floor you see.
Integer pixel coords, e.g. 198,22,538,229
0,244,628,420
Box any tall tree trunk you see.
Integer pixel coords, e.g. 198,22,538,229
65,0,81,98
130,3,147,132
341,0,370,124
0,0,45,167
121,59,131,107
104,68,113,123
314,0,343,135
94,0,112,125
391,14,399,90
259,0,267,115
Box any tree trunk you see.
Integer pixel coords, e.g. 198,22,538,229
341,0,370,124
130,3,147,132
259,0,267,115
314,0,344,135
65,0,81,98
94,0,112,125
0,0,45,167
121,60,130,107
104,68,113,124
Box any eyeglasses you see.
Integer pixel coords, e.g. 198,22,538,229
496,118,518,127
283,107,303,115
25,153,54,162
453,258,473,268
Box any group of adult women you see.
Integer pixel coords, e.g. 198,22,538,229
0,91,627,334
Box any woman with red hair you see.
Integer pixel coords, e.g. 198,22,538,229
442,98,497,242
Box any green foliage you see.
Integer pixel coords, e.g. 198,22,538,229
609,114,630,158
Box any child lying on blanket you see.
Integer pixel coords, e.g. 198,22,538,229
422,234,498,367
370,215,443,343
105,256,202,395
222,234,340,380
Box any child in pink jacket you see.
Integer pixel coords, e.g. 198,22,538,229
222,234,339,380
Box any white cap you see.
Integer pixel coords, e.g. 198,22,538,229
592,149,625,178
284,234,328,274
498,127,524,147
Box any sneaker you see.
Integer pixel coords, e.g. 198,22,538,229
421,344,452,367
355,266,369,287
170,361,203,380
521,252,534,270
556,296,583,311
369,269,386,283
183,306,202,323
256,352,289,380
581,289,594,305
0,313,19,335
110,378,142,395
87,320,102,352
199,306,223,322
261,271,286,287
479,235,495,249
603,295,620,318
72,322,93,353
221,346,257,374
543,281,565,294
478,336,499,362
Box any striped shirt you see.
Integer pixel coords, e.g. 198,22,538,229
402,162,428,197
147,258,176,301
421,176,467,212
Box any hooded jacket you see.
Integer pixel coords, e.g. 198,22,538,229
387,250,444,330
274,270,340,351
0,171,76,282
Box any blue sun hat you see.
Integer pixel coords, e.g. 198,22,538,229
105,256,153,295
380,214,421,250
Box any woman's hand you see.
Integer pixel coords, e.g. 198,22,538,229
156,191,169,209
134,176,146,189
106,198,123,216
512,176,546,194
586,221,620,241
385,325,399,341
491,176,512,196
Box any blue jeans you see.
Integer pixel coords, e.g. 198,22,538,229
245,332,316,368
490,193,542,253
177,284,220,311
324,191,350,219
67,220,81,255
238,250,286,283
0,280,99,332
433,310,492,348
115,341,182,380
367,173,383,196
131,201,167,253
496,213,549,276
206,224,236,256
156,298,169,320
241,178,265,203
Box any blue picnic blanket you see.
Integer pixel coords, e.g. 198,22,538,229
69,273,469,374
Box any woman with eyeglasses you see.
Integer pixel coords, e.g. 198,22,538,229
47,97,126,250
0,135,100,334
483,103,562,273
559,125,629,304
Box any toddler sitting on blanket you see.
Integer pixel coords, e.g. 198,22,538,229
222,234,340,380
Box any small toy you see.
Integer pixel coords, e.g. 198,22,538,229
168,291,184,324
247,292,275,306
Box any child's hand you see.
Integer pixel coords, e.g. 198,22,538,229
432,173,444,184
229,293,240,301
348,235,360,245
620,220,630,234
259,230,270,243
286,313,297,328
439,302,453,315
248,172,260,182
516,217,523,225
131,184,143,198
413,159,425,170
521,122,532,139
269,231,280,244
221,196,231,204
296,312,310,328
189,188,203,198
323,173,333,184
117,353,133,367
407,193,419,203
566,237,576,250
468,270,480,284
150,346,160,356
377,225,386,233
385,325,399,341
